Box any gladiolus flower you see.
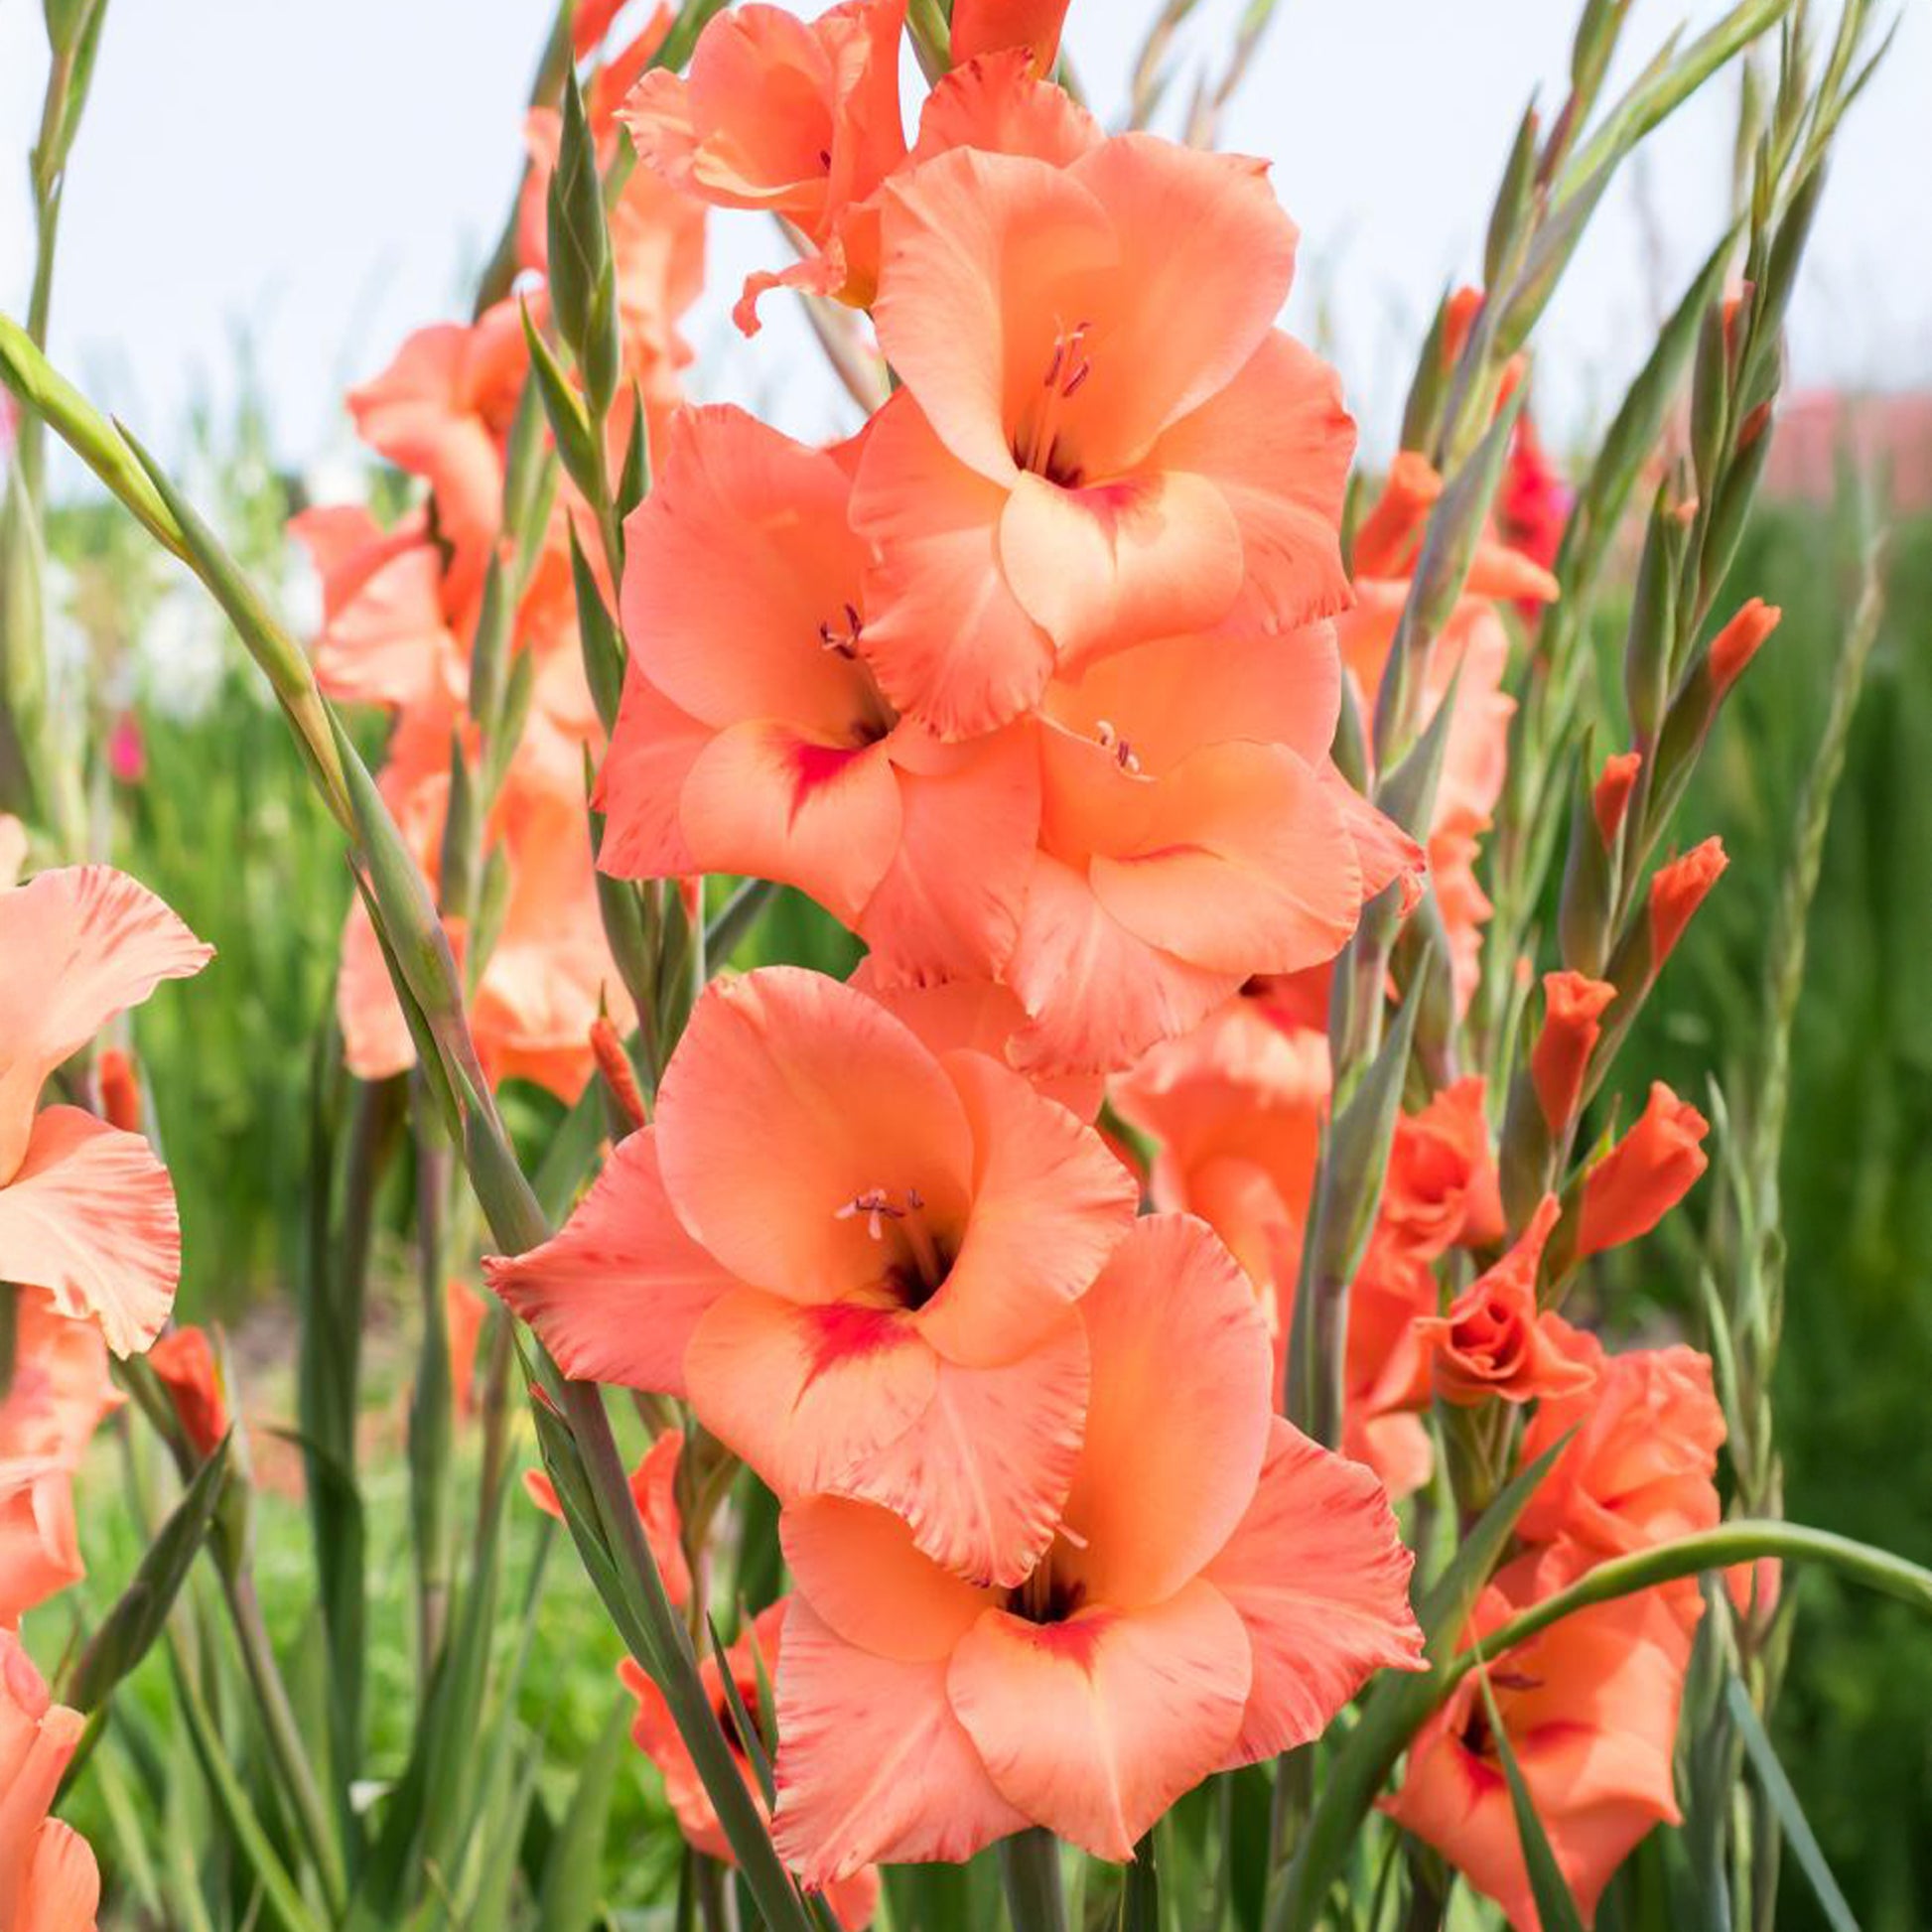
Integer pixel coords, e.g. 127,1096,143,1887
1,1290,121,1625
950,0,1071,70
489,967,1138,1585
0,1629,101,1930
1518,1329,1725,1555
854,133,1354,737
1647,837,1726,969
1592,751,1640,845
1497,411,1572,593
1529,971,1616,1132
1709,597,1780,697
1416,1198,1594,1406
1380,1075,1505,1255
621,0,906,330
148,1326,230,1460
597,405,1038,979
105,711,146,786
0,867,211,1356
1575,1082,1711,1260
621,1602,881,1928
1384,1541,1704,1932
1002,626,1417,1074
769,1214,1424,1876
526,1429,692,1608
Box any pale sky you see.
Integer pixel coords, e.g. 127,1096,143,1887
2,0,1927,483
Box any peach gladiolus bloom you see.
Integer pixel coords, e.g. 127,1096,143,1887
1575,1082,1711,1259
621,0,906,324
1416,1198,1594,1406
1518,1332,1725,1556
596,405,1038,979
951,0,1070,70
1,1630,101,1929
769,1214,1423,1877
1384,1542,1703,1932
1002,626,1417,1074
147,1326,229,1460
622,1602,880,1929
525,1430,692,1608
853,133,1354,739
1,1291,120,1626
490,967,1138,1586
0,867,210,1357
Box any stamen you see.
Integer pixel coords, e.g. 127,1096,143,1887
818,605,864,659
834,1185,902,1242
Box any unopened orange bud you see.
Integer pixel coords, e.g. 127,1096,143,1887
1577,1081,1710,1257
1710,598,1780,697
591,1016,648,1130
1722,281,1755,358
1735,400,1773,452
1443,286,1485,367
1668,494,1700,527
1649,837,1727,967
1593,752,1642,846
1352,451,1443,580
1530,971,1617,1131
148,1326,230,1460
97,1046,142,1134
676,877,703,929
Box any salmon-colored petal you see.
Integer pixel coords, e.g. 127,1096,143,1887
999,469,1245,669
945,1584,1251,1860
0,1467,83,1623
852,394,1055,740
0,867,211,1183
1205,1416,1424,1763
483,1128,740,1397
1005,854,1239,1075
851,971,1102,1121
592,669,707,880
620,407,877,735
781,1494,1000,1662
858,724,1040,985
0,1108,180,1357
335,897,419,1083
918,1052,1135,1366
874,148,1115,486
312,542,465,712
680,724,901,926
1065,136,1299,465
773,1598,1028,1884
1056,1215,1272,1608
654,968,974,1302
839,1313,1090,1587
1047,623,1342,775
1090,744,1363,976
683,1287,937,1498
912,49,1098,165
21,1817,101,1929
1150,332,1354,632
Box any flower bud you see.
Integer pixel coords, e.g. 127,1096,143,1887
1709,597,1780,697
148,1326,230,1460
1649,836,1727,967
1530,971,1617,1132
1592,751,1642,846
1577,1081,1711,1257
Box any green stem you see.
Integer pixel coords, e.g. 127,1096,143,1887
999,1829,1069,1932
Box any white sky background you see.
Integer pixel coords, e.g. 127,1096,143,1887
1,0,1927,487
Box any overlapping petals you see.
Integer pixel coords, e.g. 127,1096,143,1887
769,1213,1423,1877
0,1630,101,1929
489,967,1138,1586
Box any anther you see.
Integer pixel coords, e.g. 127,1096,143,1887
834,1186,903,1241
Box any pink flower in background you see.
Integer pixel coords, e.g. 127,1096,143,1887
105,711,147,786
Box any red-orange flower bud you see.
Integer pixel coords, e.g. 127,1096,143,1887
148,1326,230,1460
96,1046,142,1134
590,1016,648,1131
1577,1081,1711,1257
1352,452,1442,580
1530,971,1617,1132
1649,837,1727,967
1710,598,1780,697
1592,751,1641,846
1417,1197,1591,1405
